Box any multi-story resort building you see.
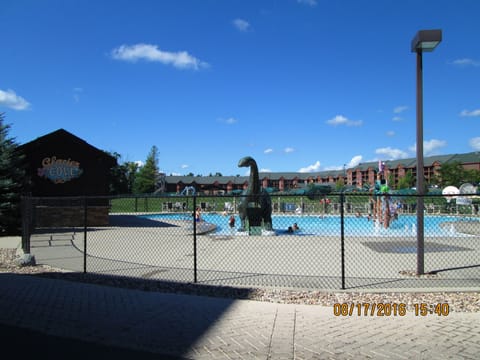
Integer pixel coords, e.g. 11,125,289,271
162,152,480,195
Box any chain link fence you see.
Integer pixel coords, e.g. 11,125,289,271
21,193,480,290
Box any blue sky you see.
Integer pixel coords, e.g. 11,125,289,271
1,0,479,176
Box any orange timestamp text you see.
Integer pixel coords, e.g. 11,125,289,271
333,302,449,317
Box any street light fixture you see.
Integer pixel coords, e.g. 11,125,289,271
411,29,442,275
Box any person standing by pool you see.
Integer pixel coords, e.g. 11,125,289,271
195,207,202,222
229,215,235,228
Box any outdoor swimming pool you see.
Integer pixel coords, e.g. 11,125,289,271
141,213,479,237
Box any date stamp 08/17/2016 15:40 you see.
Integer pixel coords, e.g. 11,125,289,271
333,303,450,317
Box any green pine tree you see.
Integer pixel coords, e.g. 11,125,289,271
0,113,26,235
133,145,159,194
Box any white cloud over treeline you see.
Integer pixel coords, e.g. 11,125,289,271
0,89,30,110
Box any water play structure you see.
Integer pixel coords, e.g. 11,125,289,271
180,186,196,196
372,160,397,229
237,156,273,233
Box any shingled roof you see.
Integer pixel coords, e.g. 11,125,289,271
164,151,479,186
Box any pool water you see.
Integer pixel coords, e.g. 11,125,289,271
142,213,478,237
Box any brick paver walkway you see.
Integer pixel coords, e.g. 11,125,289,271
0,274,479,359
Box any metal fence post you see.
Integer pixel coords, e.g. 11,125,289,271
340,192,345,290
193,195,197,283
83,196,87,273
21,196,31,254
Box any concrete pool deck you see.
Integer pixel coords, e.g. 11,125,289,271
22,214,480,292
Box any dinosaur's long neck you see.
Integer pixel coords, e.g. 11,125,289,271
248,161,259,195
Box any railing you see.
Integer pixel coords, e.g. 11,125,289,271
21,193,480,290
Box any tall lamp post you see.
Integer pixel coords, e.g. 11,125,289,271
411,29,442,275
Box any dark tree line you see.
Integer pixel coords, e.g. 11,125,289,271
108,145,160,195
0,113,27,234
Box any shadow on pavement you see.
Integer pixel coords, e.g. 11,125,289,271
31,271,259,299
0,272,257,359
0,323,185,360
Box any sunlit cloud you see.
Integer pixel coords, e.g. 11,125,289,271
284,147,295,153
409,139,447,156
393,105,408,114
386,130,395,137
297,0,317,6
469,137,480,150
232,18,251,32
299,161,321,173
111,43,208,70
376,147,409,160
460,109,480,117
424,139,447,155
73,87,83,103
326,115,363,126
450,58,480,67
264,148,273,154
0,89,30,110
347,155,362,167
218,117,238,124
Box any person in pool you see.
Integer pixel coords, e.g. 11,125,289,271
287,223,300,233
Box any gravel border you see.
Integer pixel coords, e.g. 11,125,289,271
1,249,479,313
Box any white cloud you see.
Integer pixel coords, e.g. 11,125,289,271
111,43,208,70
326,115,363,126
135,160,144,167
347,155,362,168
264,148,273,154
469,137,480,150
260,168,272,172
386,130,395,137
232,18,251,32
409,139,447,156
451,58,480,67
297,0,318,6
375,147,409,160
181,164,189,169
299,161,321,173
324,156,362,171
0,89,30,110
73,87,83,103
284,147,295,153
218,117,238,124
392,116,403,122
393,105,408,114
424,139,447,155
460,109,480,117
324,165,342,171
